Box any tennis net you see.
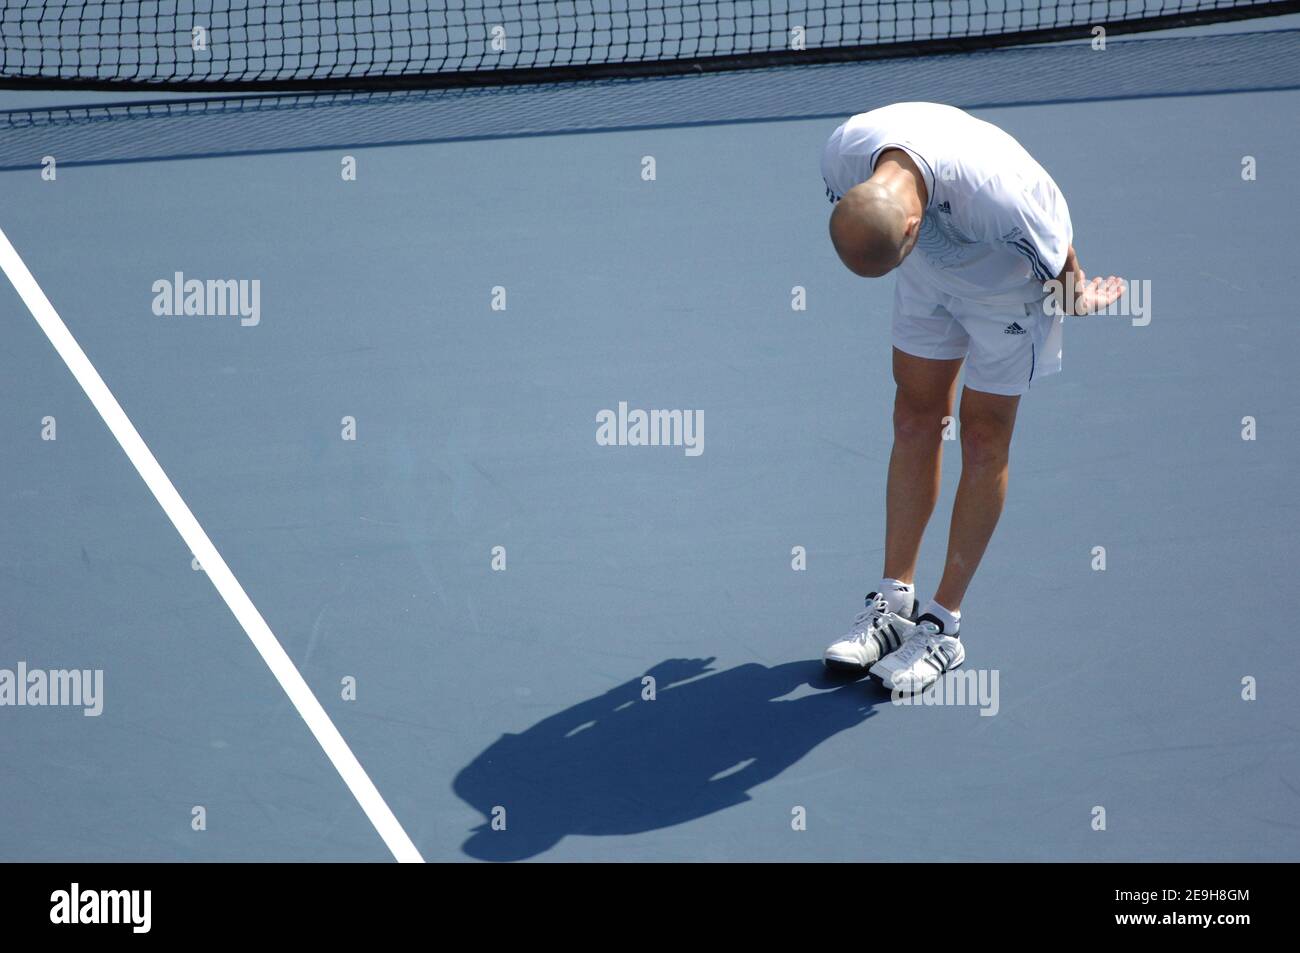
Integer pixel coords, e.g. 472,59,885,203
1,1,1297,90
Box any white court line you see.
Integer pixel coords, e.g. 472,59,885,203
0,224,424,863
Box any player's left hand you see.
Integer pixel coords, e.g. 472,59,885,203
1073,273,1126,315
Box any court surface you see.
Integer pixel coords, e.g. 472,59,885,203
1,23,1298,862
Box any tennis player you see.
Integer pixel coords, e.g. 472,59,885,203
819,102,1123,692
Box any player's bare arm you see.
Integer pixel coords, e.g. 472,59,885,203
1056,244,1126,315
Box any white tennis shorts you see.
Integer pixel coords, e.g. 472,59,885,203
892,265,1064,397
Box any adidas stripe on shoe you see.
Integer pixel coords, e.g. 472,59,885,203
823,593,918,672
869,618,965,693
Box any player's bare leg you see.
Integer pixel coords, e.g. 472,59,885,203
871,384,1014,691
931,386,1020,612
882,347,963,585
822,347,961,671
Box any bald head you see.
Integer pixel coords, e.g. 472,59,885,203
828,182,911,278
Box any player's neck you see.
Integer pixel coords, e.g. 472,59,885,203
874,149,928,214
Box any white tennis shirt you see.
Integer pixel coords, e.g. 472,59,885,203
821,102,1073,299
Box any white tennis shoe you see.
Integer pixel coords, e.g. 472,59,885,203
870,619,965,693
823,593,918,672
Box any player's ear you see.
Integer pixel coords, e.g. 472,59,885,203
901,217,922,253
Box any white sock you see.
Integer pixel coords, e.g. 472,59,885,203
920,599,960,636
877,579,915,616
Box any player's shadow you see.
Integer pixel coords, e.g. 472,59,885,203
452,658,889,861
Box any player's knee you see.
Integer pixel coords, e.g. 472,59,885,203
959,420,1012,468
893,398,948,445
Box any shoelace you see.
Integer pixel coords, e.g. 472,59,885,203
848,594,891,644
891,622,942,666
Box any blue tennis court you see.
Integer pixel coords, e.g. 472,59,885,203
1,2,1298,862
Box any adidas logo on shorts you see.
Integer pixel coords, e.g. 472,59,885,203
1003,322,1027,335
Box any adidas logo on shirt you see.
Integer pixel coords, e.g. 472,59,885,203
1003,322,1027,335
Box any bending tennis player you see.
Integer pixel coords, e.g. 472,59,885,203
819,102,1123,692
